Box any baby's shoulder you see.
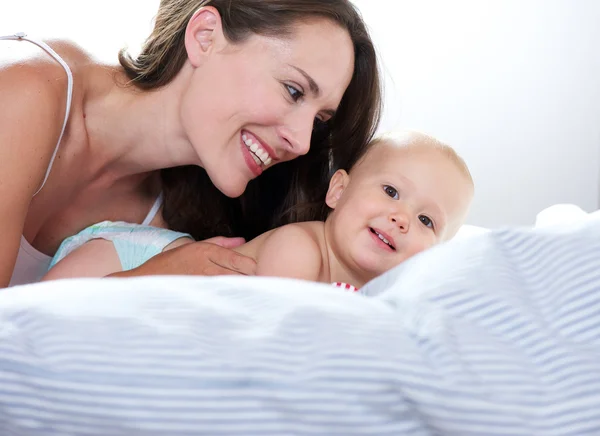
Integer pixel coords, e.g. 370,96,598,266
235,222,325,265
269,221,324,247
250,222,325,280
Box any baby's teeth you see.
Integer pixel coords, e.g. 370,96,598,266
264,157,272,166
242,134,248,141
250,143,259,153
377,233,391,245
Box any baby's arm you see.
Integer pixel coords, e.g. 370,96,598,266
41,239,122,281
253,224,323,281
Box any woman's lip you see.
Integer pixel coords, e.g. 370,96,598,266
241,136,263,177
242,130,279,161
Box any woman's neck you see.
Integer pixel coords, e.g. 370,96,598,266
82,63,200,181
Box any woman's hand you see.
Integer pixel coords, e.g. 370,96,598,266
107,237,256,278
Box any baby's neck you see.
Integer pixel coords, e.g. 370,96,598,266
322,220,370,289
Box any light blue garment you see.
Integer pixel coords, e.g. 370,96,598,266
1,216,600,435
49,221,192,272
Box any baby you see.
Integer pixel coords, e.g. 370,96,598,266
43,131,474,289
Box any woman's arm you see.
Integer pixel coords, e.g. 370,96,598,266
106,237,257,278
41,239,123,281
42,236,252,281
0,64,67,287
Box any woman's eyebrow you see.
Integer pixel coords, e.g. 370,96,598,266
289,64,337,118
289,64,320,97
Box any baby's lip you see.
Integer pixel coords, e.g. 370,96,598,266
369,227,396,250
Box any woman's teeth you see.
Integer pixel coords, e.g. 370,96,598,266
243,134,272,167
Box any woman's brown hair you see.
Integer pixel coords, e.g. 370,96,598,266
119,0,382,240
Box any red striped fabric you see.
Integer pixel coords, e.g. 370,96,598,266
332,282,359,292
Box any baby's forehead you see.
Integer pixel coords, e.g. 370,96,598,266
354,139,437,172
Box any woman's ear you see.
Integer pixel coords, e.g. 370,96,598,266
325,169,350,210
184,6,227,67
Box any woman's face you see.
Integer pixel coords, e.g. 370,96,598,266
181,14,355,197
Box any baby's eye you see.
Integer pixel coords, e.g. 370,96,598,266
285,84,303,102
383,185,399,199
419,215,434,229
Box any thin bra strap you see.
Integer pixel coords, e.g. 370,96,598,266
0,32,74,196
141,193,164,226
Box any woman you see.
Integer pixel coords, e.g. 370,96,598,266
0,0,381,287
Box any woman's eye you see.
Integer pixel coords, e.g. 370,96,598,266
285,84,303,102
383,185,399,199
419,215,434,229
313,117,327,131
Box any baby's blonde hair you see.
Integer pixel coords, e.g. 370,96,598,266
365,130,474,187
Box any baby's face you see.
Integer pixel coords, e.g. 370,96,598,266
326,142,473,281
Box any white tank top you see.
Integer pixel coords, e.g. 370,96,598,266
4,33,162,287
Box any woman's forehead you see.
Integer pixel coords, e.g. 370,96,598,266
255,20,354,92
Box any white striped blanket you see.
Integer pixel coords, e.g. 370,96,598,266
0,215,599,435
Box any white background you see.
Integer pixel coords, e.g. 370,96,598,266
2,0,599,227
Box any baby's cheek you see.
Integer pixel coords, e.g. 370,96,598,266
407,237,436,257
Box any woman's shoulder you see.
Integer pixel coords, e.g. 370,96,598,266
0,38,97,197
0,37,103,104
0,37,113,163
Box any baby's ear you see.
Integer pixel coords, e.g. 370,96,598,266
325,169,350,210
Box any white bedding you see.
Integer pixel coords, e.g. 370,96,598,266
1,206,600,435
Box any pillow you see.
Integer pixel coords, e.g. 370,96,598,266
454,223,490,240
2,218,600,434
535,203,595,227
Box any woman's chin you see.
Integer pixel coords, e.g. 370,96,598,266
214,178,248,198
